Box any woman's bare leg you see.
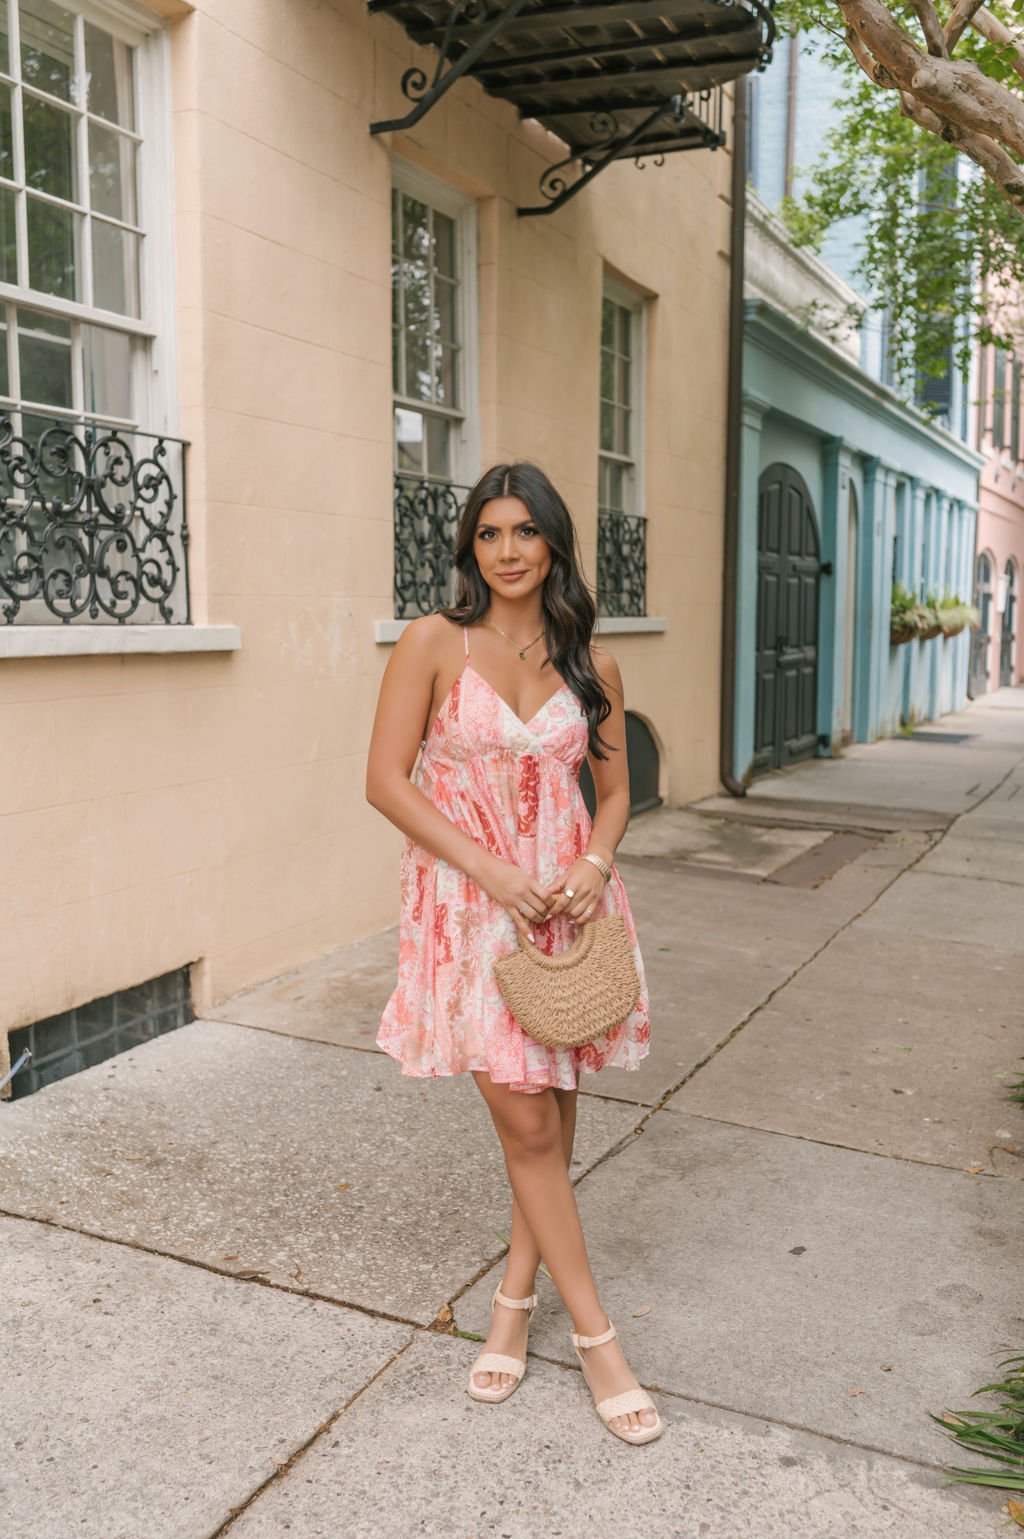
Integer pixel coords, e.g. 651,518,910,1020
504,1086,577,1293
470,1073,657,1432
472,1086,575,1392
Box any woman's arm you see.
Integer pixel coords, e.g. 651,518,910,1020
583,645,631,865
548,645,631,922
365,616,553,936
366,617,488,876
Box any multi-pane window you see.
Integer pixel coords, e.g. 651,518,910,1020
991,346,1008,450
597,287,646,617
391,187,462,483
0,1,148,432
598,295,636,520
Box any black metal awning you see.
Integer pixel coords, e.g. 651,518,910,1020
369,0,775,214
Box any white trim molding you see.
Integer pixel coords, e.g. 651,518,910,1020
374,616,667,644
0,624,241,658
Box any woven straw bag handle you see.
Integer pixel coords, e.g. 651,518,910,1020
517,919,599,971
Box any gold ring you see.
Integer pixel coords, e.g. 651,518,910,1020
564,887,575,899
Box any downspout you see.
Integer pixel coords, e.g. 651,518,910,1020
719,74,748,797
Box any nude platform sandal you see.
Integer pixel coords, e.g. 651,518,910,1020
571,1320,664,1445
466,1285,538,1403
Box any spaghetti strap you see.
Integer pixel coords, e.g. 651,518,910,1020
463,625,470,660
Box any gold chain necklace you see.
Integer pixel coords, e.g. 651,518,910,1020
484,616,545,661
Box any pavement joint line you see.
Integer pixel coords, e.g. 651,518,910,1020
0,1204,432,1331
575,1087,656,1109
683,809,951,836
201,1018,387,1056
520,1348,960,1476
206,1332,420,1539
950,750,1024,818
653,1106,1012,1179
900,867,1024,891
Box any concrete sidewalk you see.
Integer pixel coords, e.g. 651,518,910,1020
3,694,1024,1537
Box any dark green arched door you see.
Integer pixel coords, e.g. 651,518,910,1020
753,463,820,774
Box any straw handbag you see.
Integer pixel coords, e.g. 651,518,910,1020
494,916,640,1050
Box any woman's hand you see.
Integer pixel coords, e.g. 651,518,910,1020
547,858,606,923
477,856,556,940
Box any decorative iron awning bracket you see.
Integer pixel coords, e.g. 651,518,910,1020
517,98,669,217
370,0,531,135
518,91,721,217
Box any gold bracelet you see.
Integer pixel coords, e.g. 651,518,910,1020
582,852,612,883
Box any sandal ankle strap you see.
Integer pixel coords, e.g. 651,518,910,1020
572,1320,617,1349
493,1285,538,1311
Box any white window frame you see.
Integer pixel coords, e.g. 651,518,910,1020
0,0,179,436
390,156,479,491
598,273,646,522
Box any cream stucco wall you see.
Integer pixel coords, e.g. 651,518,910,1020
1,0,733,1040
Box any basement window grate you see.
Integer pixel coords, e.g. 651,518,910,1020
908,731,977,744
5,968,193,1100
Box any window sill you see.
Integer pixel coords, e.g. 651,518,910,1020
374,616,667,644
0,624,242,659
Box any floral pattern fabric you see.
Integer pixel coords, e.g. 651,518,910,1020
377,639,652,1094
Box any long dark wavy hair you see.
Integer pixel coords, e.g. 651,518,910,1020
440,462,614,758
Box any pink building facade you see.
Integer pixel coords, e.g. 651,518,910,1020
971,346,1024,697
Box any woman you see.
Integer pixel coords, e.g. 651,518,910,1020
366,461,662,1445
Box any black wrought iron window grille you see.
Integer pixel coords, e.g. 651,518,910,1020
394,473,469,618
597,509,647,619
0,412,189,625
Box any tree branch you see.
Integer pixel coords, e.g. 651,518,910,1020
911,0,947,58
898,89,1024,211
944,0,985,55
970,7,1024,84
846,22,896,86
910,55,1024,158
838,0,1024,160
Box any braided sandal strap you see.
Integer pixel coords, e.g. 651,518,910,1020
470,1352,526,1379
572,1321,618,1349
595,1388,657,1421
493,1286,537,1311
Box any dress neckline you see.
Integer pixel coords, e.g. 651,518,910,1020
460,619,571,732
426,663,574,743
465,663,572,733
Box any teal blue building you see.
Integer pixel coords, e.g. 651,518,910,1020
732,42,984,779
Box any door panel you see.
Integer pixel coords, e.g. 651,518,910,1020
1000,563,1017,688
753,464,821,774
968,552,993,700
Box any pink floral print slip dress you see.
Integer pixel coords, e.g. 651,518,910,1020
377,624,651,1094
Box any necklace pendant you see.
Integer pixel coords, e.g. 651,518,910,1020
518,648,526,660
